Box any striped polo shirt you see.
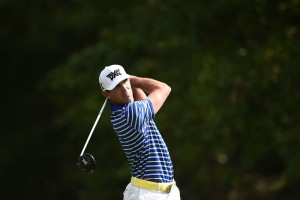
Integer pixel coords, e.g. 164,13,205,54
110,98,174,183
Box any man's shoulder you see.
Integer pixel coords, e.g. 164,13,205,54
130,98,154,112
111,98,153,118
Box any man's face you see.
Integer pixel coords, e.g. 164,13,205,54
104,78,134,104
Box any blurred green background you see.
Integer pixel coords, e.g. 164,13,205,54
1,0,300,199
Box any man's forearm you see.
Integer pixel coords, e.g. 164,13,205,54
130,76,169,94
130,76,171,113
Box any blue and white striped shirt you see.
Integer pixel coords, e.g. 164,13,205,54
110,98,174,183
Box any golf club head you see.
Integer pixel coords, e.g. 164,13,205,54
77,153,96,173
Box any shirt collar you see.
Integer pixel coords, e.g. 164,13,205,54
109,103,125,112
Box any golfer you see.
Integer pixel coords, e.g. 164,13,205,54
99,65,180,200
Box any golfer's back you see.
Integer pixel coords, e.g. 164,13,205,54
110,98,174,183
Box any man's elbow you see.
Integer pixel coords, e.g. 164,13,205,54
164,83,171,96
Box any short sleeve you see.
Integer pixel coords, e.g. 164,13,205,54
125,98,155,132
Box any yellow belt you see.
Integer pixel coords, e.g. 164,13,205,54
130,177,176,193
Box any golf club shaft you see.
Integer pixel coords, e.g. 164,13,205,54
80,98,107,156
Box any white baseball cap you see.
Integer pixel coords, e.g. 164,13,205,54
99,64,130,91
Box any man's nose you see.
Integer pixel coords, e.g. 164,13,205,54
119,82,127,90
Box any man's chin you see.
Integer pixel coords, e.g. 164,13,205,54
122,97,133,104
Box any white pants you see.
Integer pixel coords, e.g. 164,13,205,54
123,183,181,200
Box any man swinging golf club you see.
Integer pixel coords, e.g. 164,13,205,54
99,65,180,200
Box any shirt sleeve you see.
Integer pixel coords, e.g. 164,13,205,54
125,98,155,132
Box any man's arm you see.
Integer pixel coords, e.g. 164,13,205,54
132,87,147,101
130,76,171,114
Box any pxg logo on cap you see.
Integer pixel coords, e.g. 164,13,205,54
106,69,122,81
99,65,129,91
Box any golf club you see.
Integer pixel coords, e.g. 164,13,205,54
77,98,107,173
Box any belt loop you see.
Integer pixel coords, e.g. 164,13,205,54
133,177,136,184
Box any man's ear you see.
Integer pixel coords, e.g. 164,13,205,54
102,91,110,99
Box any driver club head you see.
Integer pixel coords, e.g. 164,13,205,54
77,153,96,173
